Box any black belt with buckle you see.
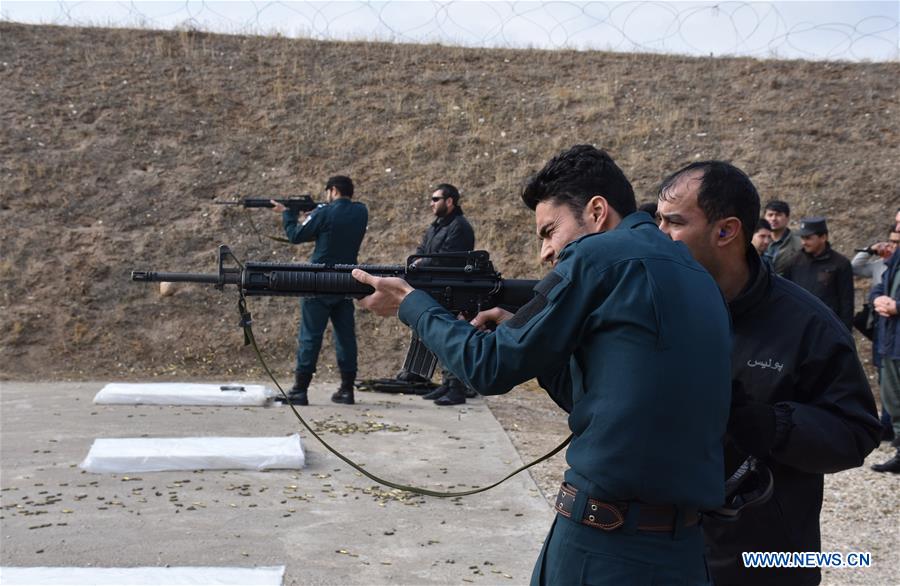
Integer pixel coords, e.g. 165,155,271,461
554,483,699,532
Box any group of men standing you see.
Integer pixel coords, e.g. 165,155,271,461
269,146,885,585
752,200,855,330
750,199,900,473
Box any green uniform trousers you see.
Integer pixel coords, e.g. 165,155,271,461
531,514,709,586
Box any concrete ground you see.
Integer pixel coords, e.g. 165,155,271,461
0,382,554,585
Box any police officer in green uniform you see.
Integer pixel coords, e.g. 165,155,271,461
272,175,368,405
352,145,731,584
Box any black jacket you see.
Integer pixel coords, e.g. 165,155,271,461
415,207,475,257
705,253,880,586
783,244,854,330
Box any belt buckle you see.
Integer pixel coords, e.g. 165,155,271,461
554,483,576,518
584,500,625,531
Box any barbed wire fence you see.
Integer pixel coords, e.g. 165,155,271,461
3,1,898,61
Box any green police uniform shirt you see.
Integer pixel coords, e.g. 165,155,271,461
399,212,731,509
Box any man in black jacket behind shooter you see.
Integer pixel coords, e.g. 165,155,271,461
656,162,880,585
414,183,476,406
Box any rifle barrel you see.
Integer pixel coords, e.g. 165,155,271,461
131,271,223,284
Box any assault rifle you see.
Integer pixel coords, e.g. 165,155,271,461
131,246,538,377
214,196,319,214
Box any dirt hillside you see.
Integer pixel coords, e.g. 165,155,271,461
1,23,898,382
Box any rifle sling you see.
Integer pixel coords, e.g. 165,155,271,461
240,207,292,245
238,294,572,498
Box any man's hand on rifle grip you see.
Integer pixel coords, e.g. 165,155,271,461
470,307,513,332
270,199,287,213
352,269,415,317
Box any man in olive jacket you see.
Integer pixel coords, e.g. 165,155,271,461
762,199,803,275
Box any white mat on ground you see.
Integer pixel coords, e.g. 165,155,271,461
79,434,304,473
0,566,285,585
93,382,276,406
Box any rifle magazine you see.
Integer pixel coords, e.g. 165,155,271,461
403,334,438,379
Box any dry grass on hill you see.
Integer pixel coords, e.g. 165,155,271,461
1,22,897,381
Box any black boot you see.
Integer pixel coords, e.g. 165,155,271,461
427,371,455,400
422,385,449,400
281,372,311,405
871,448,900,474
331,371,356,405
435,384,466,406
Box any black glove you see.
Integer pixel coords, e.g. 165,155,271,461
727,381,777,458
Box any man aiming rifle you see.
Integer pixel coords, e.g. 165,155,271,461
271,175,367,406
351,145,733,585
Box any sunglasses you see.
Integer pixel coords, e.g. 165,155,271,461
431,196,445,202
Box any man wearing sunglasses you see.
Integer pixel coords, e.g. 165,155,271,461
419,184,476,261
409,183,476,406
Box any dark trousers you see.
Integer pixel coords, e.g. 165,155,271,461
442,369,466,390
531,514,709,585
881,401,893,435
876,366,895,437
881,359,900,437
296,297,357,374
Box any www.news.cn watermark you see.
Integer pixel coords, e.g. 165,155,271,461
742,552,872,569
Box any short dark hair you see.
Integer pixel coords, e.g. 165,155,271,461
658,161,760,247
521,145,636,218
435,183,460,204
326,175,354,198
756,218,772,232
764,199,790,216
